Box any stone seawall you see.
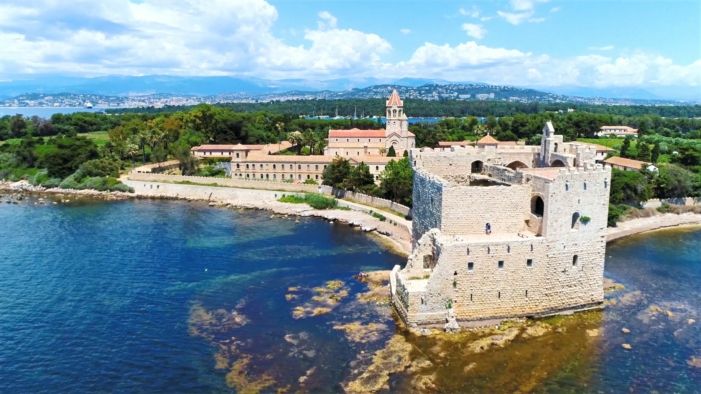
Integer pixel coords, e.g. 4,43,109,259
123,179,413,255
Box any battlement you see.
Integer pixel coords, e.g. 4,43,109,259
392,122,609,328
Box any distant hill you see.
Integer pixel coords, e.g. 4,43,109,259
0,76,697,106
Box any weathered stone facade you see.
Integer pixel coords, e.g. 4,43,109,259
391,122,611,327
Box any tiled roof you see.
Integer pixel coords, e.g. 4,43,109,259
328,128,386,138
604,156,648,169
476,135,499,145
386,89,403,107
245,153,334,163
191,144,257,151
601,125,638,131
350,155,398,164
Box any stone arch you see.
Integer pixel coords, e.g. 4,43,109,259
551,159,566,167
506,160,528,170
531,195,544,217
471,160,483,174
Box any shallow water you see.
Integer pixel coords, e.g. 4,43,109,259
0,197,699,392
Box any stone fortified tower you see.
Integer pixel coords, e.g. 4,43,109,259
390,122,611,328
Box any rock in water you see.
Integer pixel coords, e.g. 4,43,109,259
622,343,632,350
621,327,631,334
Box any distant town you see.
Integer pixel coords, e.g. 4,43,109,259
0,83,690,110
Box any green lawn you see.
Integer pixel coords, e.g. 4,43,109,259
576,137,624,150
0,131,110,147
81,131,110,147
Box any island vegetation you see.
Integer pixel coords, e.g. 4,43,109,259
1,100,699,223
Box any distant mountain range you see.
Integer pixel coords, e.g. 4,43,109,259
0,75,698,106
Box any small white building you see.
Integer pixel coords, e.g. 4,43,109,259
596,126,638,138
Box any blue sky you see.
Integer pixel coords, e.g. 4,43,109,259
0,0,699,89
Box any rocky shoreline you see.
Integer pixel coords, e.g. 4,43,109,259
4,179,701,254
0,180,412,256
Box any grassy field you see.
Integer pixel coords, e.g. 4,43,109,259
576,137,624,150
0,131,110,147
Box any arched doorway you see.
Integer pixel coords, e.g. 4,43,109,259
471,160,483,174
551,159,566,167
507,161,528,170
531,196,544,217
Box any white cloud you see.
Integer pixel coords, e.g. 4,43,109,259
588,45,615,51
549,6,561,13
461,23,486,40
459,6,480,18
400,28,411,35
400,40,701,89
0,0,699,89
497,0,550,25
0,0,391,79
317,11,337,30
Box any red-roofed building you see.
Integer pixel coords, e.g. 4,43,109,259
325,89,415,157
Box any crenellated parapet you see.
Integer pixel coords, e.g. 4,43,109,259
392,122,609,328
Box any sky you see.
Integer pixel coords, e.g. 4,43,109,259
0,0,700,90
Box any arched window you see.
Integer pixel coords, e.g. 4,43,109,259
571,212,580,229
507,161,528,170
531,196,544,217
551,159,566,167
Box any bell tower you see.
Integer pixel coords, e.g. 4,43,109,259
385,89,409,136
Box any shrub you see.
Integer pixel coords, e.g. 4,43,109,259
657,203,673,213
607,204,631,227
278,193,337,210
303,178,318,185
77,158,120,178
371,211,387,221
579,215,591,224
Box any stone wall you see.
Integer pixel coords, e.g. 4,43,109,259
319,185,411,217
642,197,701,209
393,139,611,327
411,170,443,243
440,183,531,236
128,172,320,193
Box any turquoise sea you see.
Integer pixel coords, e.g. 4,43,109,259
0,196,699,392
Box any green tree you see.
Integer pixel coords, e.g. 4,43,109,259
637,142,651,162
287,131,304,154
651,142,660,163
344,162,375,193
39,136,99,178
387,145,397,157
322,157,352,188
654,164,697,198
380,157,413,206
620,136,632,157
609,169,651,206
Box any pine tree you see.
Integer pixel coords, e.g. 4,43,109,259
620,137,631,157
651,142,660,163
387,145,397,157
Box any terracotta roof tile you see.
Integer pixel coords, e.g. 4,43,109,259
328,128,386,138
476,135,499,145
386,89,403,107
604,156,648,169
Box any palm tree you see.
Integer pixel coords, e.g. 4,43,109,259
379,147,387,156
287,131,304,153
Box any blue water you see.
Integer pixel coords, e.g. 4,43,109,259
0,198,403,392
0,197,699,393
